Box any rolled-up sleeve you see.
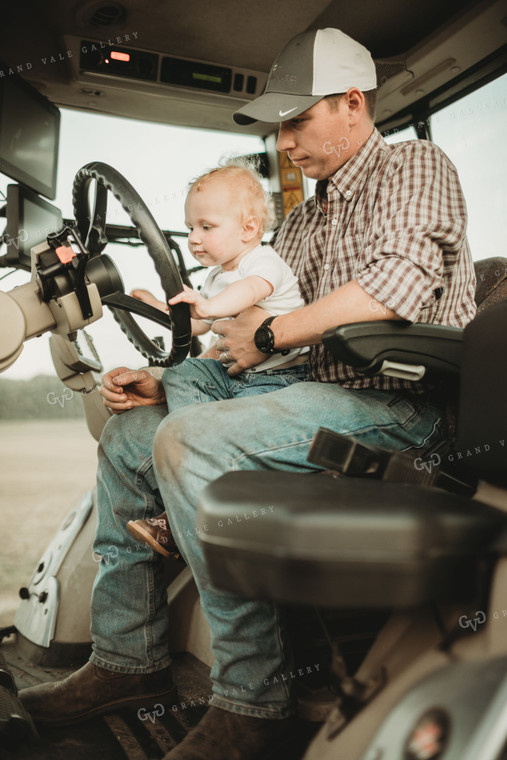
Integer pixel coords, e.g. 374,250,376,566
356,141,469,322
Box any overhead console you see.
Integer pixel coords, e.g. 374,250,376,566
57,34,269,133
78,40,261,98
65,35,267,107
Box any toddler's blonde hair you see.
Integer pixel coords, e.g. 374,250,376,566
188,157,275,235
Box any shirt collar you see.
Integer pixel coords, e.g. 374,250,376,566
315,129,386,209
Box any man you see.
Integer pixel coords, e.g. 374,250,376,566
20,27,476,760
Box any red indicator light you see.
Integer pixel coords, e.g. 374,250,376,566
111,51,130,62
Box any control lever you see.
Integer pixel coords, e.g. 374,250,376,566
0,224,124,373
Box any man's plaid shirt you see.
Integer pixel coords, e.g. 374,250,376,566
272,129,476,391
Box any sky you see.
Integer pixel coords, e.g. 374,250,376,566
1,74,506,380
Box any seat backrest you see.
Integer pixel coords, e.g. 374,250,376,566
456,299,507,487
456,258,507,486
474,257,507,313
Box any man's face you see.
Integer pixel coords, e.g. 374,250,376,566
276,98,353,180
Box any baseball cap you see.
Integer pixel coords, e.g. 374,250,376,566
233,28,376,125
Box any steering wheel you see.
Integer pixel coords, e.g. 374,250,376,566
72,161,192,366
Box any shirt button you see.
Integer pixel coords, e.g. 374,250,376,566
331,218,338,226
344,190,352,199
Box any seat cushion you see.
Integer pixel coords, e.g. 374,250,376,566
197,472,506,608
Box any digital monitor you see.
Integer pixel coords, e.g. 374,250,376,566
0,70,60,199
161,57,232,93
3,184,63,271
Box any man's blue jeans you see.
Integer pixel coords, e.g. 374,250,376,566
90,358,443,719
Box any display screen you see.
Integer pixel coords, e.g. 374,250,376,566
161,57,232,93
3,184,63,271
193,72,222,84
0,72,60,199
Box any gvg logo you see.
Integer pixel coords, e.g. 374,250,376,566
3,229,28,249
323,137,350,159
368,296,396,316
459,611,486,632
138,704,165,723
92,545,119,565
414,452,441,473
47,388,74,408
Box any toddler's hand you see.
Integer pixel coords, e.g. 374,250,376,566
169,286,210,319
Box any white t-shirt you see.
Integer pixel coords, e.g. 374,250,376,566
200,244,308,372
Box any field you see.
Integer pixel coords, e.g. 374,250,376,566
0,420,99,626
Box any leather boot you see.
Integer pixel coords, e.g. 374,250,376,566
19,661,176,726
127,513,182,560
164,705,296,759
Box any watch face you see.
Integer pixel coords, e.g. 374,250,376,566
255,316,277,353
255,325,273,354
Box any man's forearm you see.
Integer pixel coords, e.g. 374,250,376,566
272,280,403,349
212,283,403,377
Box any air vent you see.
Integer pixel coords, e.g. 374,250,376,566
81,2,127,27
375,61,408,86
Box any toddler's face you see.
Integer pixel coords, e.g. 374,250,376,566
184,181,251,271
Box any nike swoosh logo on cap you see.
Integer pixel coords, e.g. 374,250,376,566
279,107,298,117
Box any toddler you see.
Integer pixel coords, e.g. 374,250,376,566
127,160,308,557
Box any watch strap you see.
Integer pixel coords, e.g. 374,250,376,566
255,316,290,356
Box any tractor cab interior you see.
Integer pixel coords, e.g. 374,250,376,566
0,0,506,758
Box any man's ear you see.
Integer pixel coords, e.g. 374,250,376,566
345,87,366,125
242,215,260,241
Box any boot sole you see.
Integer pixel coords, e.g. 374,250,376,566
126,520,171,557
29,684,178,727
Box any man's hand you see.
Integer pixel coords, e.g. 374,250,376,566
212,307,268,376
169,285,210,320
100,367,166,413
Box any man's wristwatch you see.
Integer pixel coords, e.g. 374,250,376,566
254,316,290,356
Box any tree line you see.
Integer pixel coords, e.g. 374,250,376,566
0,375,86,420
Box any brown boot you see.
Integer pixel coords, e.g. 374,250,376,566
127,512,182,559
19,661,176,726
164,705,296,759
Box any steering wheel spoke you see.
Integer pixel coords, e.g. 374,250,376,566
102,292,172,330
73,162,191,366
86,182,109,254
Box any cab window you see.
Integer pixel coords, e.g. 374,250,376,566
430,74,507,262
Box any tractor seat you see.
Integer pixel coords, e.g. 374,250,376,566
197,262,507,608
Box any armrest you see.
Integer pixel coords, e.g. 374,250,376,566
322,321,463,380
